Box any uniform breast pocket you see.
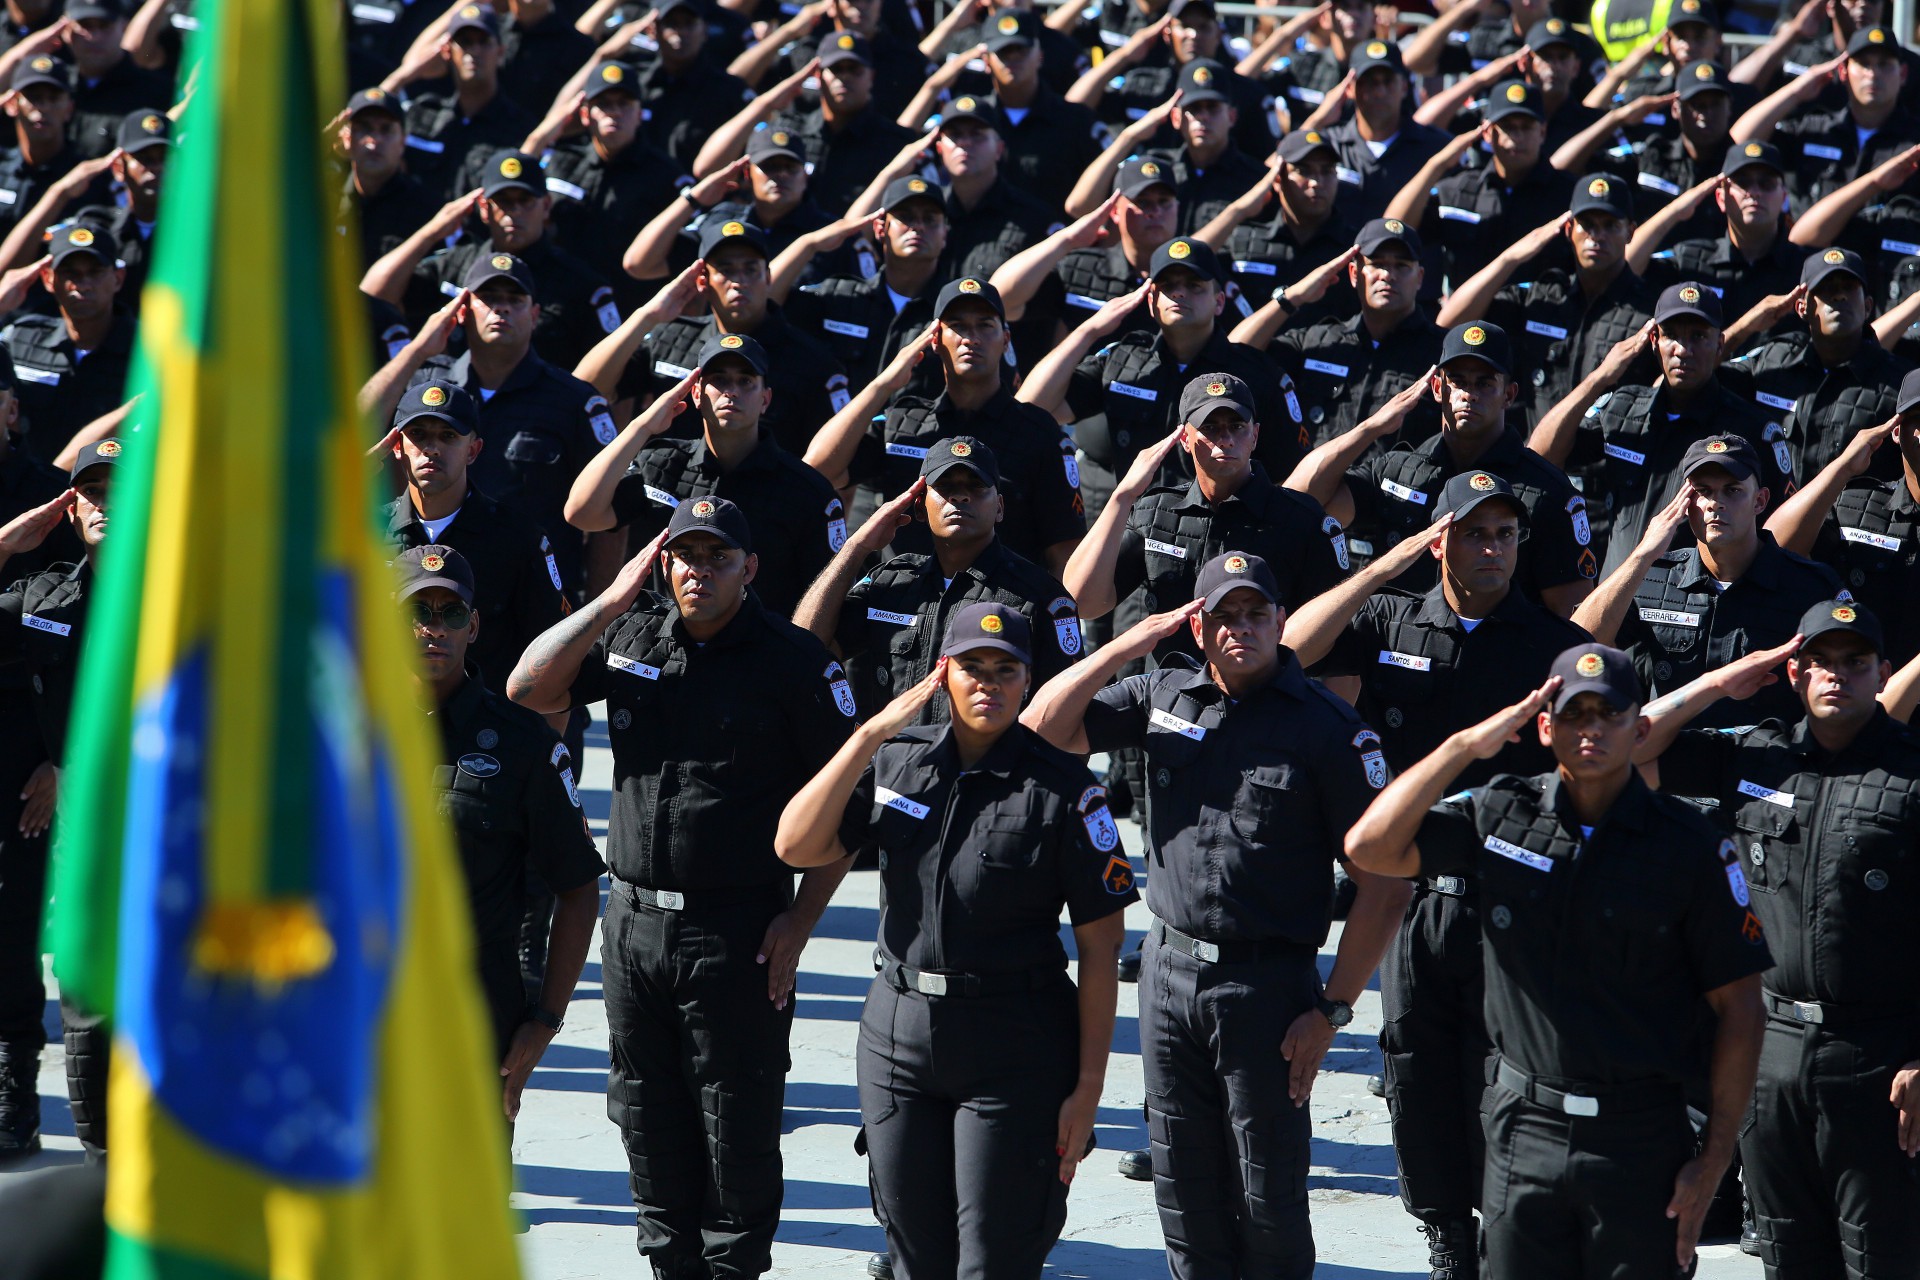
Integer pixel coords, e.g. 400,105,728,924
1144,721,1205,772
504,431,563,477
1229,757,1299,845
1587,875,1686,984
1835,810,1918,958
1733,802,1795,895
975,815,1041,871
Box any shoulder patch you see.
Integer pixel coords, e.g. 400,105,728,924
1719,836,1750,906
826,659,857,718
1353,728,1388,789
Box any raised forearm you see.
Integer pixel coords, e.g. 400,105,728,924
1061,496,1133,619
991,235,1072,321
1015,331,1096,421
1572,554,1657,644
508,595,624,712
1343,731,1479,876
1791,174,1876,248
357,335,435,423
1763,452,1850,555
790,538,874,642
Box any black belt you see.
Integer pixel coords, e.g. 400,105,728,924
1764,991,1919,1029
1494,1059,1682,1119
1422,875,1473,897
616,879,786,912
882,960,1057,999
1153,919,1315,965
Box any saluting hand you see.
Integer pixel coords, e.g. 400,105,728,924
1637,483,1697,560
1354,365,1436,441
0,488,75,558
1058,193,1122,252
605,522,674,610
878,320,944,392
865,657,949,741
1592,319,1656,388
850,477,926,557
1108,598,1206,666
1113,427,1184,506
1834,417,1898,479
1709,634,1803,702
1892,1058,1920,1156
415,287,471,360
1284,246,1361,307
1455,676,1563,761
1377,512,1452,575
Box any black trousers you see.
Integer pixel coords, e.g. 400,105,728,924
58,1000,108,1160
1141,929,1320,1280
0,730,49,1061
602,883,793,1280
1742,1012,1920,1279
1481,1077,1695,1279
857,973,1078,1280
1380,885,1490,1222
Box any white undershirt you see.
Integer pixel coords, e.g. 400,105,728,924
1364,134,1396,158
419,507,461,541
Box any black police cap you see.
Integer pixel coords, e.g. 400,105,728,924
939,94,1003,133
1349,37,1405,77
1896,367,1920,415
584,60,641,100
934,276,1005,320
697,216,770,260
941,601,1031,664
395,544,476,605
1434,470,1527,526
1355,216,1423,258
70,438,122,484
11,55,72,94
983,9,1038,50
395,381,479,434
1524,16,1579,51
818,29,872,66
1653,281,1722,328
1670,0,1720,27
1796,599,1884,657
1846,24,1900,56
920,436,1000,486
1802,246,1867,292
117,108,171,153
1675,61,1731,99
1549,644,1642,713
1178,58,1230,104
1114,154,1176,201
446,3,500,38
1178,373,1255,426
881,174,945,214
48,223,117,269
347,86,405,122
1484,79,1543,124
1150,236,1224,283
1570,173,1634,220
1723,140,1785,179
462,251,537,295
697,331,770,376
665,495,753,552
746,127,805,165
482,150,544,198
1275,128,1337,165
1680,434,1761,482
1439,321,1513,377
1195,551,1280,611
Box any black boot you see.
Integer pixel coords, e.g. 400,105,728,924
1117,1147,1152,1180
866,1252,894,1278
1740,1188,1761,1256
1117,939,1143,983
1420,1217,1478,1280
0,1039,42,1165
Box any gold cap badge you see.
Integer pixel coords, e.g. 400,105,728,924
1588,177,1610,197
836,32,855,49
1575,652,1603,676
719,334,744,349
1383,217,1404,233
421,386,448,407
1679,285,1701,303
1139,161,1160,179
1824,248,1846,264
1205,380,1227,396
421,553,445,571
1833,604,1858,622
1168,239,1191,259
1744,142,1763,157
1694,63,1714,79
980,613,1004,633
1366,40,1388,57
67,227,93,247
1706,439,1728,452
1193,66,1213,84
721,221,746,237
490,253,513,270
1469,472,1495,491
601,64,625,83
1463,325,1486,346
1505,83,1527,103
950,440,973,457
692,499,716,516
97,440,121,457
499,156,523,179
957,278,982,293
1224,554,1249,573
997,13,1020,32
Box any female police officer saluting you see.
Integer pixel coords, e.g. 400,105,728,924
776,602,1135,1279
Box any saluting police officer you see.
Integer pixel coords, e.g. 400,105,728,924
1344,644,1771,1279
1286,472,1591,1278
0,440,118,1159
776,602,1132,1278
794,437,1079,720
395,545,603,1127
1025,550,1412,1279
508,496,856,1279
565,332,847,618
1635,601,1920,1278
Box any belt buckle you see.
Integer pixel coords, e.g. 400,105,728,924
915,972,948,996
1792,1000,1824,1024
1560,1093,1600,1118
655,890,685,911
1433,876,1465,896
1191,939,1220,963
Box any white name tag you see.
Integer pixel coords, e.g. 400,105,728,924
353,2,396,18
1380,477,1427,504
644,485,679,508
1737,779,1795,808
822,319,870,338
885,443,928,459
876,786,930,819
1484,834,1553,872
1803,143,1844,161
12,365,59,386
1289,86,1326,104
1234,259,1277,275
546,177,587,201
1065,292,1105,310
1304,359,1349,377
1525,320,1569,340
1841,525,1903,551
21,613,70,636
1755,391,1795,411
1378,650,1431,671
1149,707,1206,740
655,360,694,379
404,135,446,153
1144,538,1188,558
1604,442,1646,465
1110,382,1157,401
1883,238,1920,256
1637,173,1681,195
1347,538,1375,556
607,653,661,680
1337,165,1364,186
866,608,917,626
1638,607,1700,627
1438,206,1482,223
0,189,15,205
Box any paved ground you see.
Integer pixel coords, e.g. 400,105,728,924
9,717,1762,1277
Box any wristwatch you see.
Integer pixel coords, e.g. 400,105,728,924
680,186,710,211
1315,993,1353,1028
526,1005,564,1033
1274,285,1298,315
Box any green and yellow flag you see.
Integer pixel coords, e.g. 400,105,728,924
47,1,522,1274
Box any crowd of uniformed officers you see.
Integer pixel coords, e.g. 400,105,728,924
3,0,1920,1276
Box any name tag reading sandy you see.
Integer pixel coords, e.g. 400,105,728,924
1737,780,1794,808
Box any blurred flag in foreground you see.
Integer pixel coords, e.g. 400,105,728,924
46,0,521,1274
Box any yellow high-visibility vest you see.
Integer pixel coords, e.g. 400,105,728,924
1591,0,1677,62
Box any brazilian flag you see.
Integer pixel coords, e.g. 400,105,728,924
45,1,522,1274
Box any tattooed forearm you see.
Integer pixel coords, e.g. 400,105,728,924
508,601,614,709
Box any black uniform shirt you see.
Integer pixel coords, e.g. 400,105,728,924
1832,195,1920,302
543,134,691,308
0,559,89,760
337,168,441,272
1345,426,1598,596
1620,133,1728,244
608,429,845,618
413,349,615,595
1159,144,1269,236
858,385,1085,565
942,175,1057,284
1488,265,1656,423
384,485,570,695
1773,106,1920,207
497,8,596,123
1036,243,1155,347
787,271,938,397
1271,309,1443,448
407,234,620,372
1,310,135,463
840,722,1136,974
1099,63,1277,164
1423,161,1576,294
1810,476,1920,665
767,105,920,216
629,308,849,455
0,143,80,240
1659,711,1920,1008
74,204,156,313
1415,771,1773,1083
1642,230,1806,354
1618,533,1842,725
991,86,1108,215
1729,332,1912,486
1434,15,1525,76
1220,207,1359,320
68,54,173,159
837,538,1078,720
430,674,604,949
1083,652,1387,945
1575,377,1787,578
1327,116,1452,225
1319,584,1591,785
633,52,756,173
568,591,857,890
1115,467,1347,663
1256,41,1344,126
663,197,836,286
401,89,537,198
